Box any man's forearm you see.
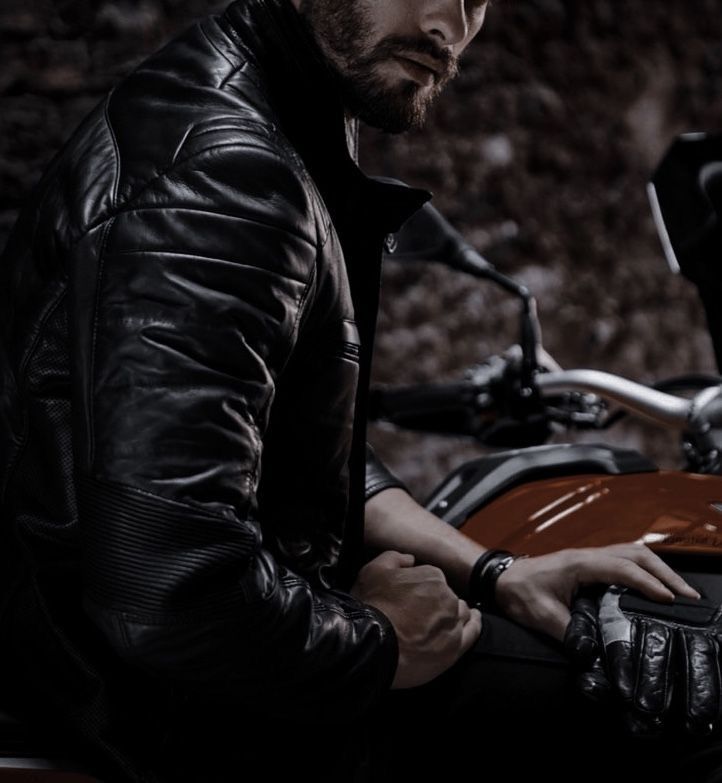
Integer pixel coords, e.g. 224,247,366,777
364,487,487,598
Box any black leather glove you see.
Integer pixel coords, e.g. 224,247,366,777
565,581,722,737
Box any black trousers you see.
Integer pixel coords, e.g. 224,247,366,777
164,613,722,783
358,613,722,783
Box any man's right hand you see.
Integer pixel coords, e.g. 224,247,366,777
350,550,482,689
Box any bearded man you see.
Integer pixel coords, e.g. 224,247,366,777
0,1,714,781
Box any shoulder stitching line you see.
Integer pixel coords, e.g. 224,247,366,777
70,130,283,246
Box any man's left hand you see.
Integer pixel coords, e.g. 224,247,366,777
493,542,699,642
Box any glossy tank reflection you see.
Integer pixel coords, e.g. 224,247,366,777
460,472,722,557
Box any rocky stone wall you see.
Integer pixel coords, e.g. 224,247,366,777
2,0,721,498
363,0,722,496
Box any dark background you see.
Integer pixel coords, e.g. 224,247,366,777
2,0,721,498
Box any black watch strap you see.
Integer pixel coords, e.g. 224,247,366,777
469,549,527,612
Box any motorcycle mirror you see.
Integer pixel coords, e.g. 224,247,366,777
385,198,497,278
649,132,722,371
384,199,451,261
648,132,722,276
385,197,531,299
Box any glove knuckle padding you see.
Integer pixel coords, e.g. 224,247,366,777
566,590,612,703
634,620,674,716
681,630,720,731
566,578,722,737
616,584,722,736
564,594,598,661
577,656,612,703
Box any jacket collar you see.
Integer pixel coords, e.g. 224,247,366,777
221,0,430,233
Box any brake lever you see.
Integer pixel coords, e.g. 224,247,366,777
684,386,722,473
544,393,609,428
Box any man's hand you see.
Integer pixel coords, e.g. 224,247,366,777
351,550,482,689
494,542,700,642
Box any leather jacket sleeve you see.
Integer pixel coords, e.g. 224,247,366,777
74,132,398,723
365,443,408,501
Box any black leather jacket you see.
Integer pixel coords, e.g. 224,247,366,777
0,0,428,775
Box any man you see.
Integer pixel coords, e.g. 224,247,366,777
0,1,712,781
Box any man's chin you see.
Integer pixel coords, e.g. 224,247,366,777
351,88,433,134
359,109,427,134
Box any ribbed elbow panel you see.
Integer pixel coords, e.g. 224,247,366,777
77,473,259,616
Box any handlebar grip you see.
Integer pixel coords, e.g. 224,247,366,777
368,381,482,420
368,381,498,437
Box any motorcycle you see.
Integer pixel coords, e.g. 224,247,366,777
372,131,722,573
1,131,721,780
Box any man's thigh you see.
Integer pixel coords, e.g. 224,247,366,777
365,613,722,783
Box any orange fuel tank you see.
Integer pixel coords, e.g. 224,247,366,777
459,471,722,557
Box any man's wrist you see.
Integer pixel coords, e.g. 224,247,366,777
468,549,528,612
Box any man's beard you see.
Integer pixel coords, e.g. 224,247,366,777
298,0,459,133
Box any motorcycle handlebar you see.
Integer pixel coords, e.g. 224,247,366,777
369,360,722,436
535,370,693,428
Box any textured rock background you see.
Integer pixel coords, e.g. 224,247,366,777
2,1,721,499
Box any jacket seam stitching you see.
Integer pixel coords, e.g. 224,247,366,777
220,59,251,90
17,285,67,381
293,260,316,339
199,19,239,82
2,287,68,504
103,89,121,209
218,12,258,72
318,219,332,248
178,122,268,144
88,217,117,468
246,255,317,493
69,138,302,248
218,61,248,90
109,207,315,251
85,596,245,626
